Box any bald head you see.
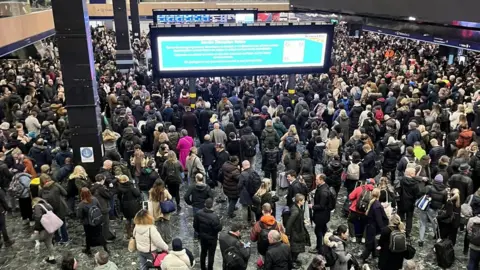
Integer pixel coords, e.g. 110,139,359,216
103,160,112,169
204,134,211,141
242,160,250,170
268,230,281,244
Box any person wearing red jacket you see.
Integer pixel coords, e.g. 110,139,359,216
347,178,375,243
250,203,286,260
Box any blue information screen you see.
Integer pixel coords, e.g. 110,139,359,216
156,34,328,71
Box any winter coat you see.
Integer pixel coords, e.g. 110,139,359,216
284,153,301,175
28,144,52,172
117,181,141,219
361,151,376,179
32,199,54,232
383,143,401,171
39,180,68,219
336,116,350,142
285,203,310,253
238,169,255,205
378,226,405,270
426,182,448,210
133,224,169,253
366,201,388,242
25,115,41,134
149,189,173,221
429,146,446,167
261,127,280,153
184,183,213,209
54,150,73,167
312,183,331,225
349,184,375,213
94,261,118,270
161,249,192,270
209,128,227,145
286,180,309,208
193,208,222,241
325,137,340,157
76,197,100,225
348,105,363,129
70,176,92,197
323,232,350,270
161,160,183,186
219,232,251,269
198,142,216,167
264,242,293,270
186,154,206,180
398,176,420,212
90,182,112,214
177,136,194,169
273,122,288,138
405,129,422,147
449,174,474,204
138,168,159,192
222,161,241,198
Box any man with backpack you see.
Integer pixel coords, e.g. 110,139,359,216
310,174,335,253
194,198,223,270
219,223,251,270
238,160,261,225
264,230,293,270
347,178,376,243
250,203,286,261
262,144,280,191
467,214,480,269
240,127,258,166
457,125,475,150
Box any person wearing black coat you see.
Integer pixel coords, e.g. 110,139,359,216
184,174,214,212
438,189,461,246
137,160,159,201
77,190,108,255
211,144,230,187
0,187,13,248
182,107,198,138
361,189,388,262
116,175,141,239
311,174,331,253
219,224,251,270
221,156,241,218
299,152,315,191
348,102,363,133
286,171,309,208
397,168,420,238
193,198,223,270
448,164,474,204
361,145,376,179
284,152,302,176
382,139,401,181
395,147,416,181
285,194,310,268
90,175,115,241
39,174,69,243
198,136,217,170
198,106,214,144
470,150,480,192
324,157,343,195
429,142,446,169
377,215,407,270
28,139,52,173
264,230,293,270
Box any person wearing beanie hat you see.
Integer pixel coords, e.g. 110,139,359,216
161,238,195,270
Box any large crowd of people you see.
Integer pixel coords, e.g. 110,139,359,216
0,23,479,270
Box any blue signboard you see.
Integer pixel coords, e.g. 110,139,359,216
362,25,480,52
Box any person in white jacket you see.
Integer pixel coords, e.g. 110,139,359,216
133,210,169,270
449,104,465,130
25,111,41,135
161,238,195,270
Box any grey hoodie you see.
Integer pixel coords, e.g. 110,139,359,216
94,261,118,270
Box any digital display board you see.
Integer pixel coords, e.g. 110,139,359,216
155,14,255,24
149,24,334,77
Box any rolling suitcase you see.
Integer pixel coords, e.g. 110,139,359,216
277,172,289,189
434,239,455,268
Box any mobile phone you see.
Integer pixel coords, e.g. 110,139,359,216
142,201,148,210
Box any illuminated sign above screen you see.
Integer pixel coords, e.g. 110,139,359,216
149,24,334,77
155,14,255,24
157,34,328,71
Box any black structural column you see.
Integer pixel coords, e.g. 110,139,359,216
288,74,296,106
113,0,134,72
129,0,141,39
51,0,103,177
189,77,196,108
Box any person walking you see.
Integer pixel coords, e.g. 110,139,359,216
264,230,293,270
90,174,116,241
219,223,251,270
149,179,173,244
286,194,310,269
194,198,222,270
310,174,332,253
377,214,407,270
222,156,241,218
184,173,214,219
161,151,183,211
361,188,388,263
117,175,141,240
238,160,261,225
31,192,56,264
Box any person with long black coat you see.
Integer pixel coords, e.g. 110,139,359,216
221,156,241,218
438,188,461,245
198,104,214,144
90,174,116,241
198,136,217,170
211,144,230,187
377,214,407,270
382,138,401,180
299,152,315,191
116,175,141,239
285,194,310,268
397,168,420,238
311,175,331,253
361,145,376,179
361,188,388,262
182,106,198,138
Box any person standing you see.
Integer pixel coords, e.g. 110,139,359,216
0,184,14,249
117,175,141,240
238,160,261,225
286,194,310,269
264,230,293,270
161,151,184,211
240,127,258,166
262,144,280,191
31,194,56,264
361,188,388,263
377,214,408,270
219,224,251,270
185,173,214,218
397,168,420,239
310,174,332,254
194,198,223,270
222,156,241,218
149,179,173,244
90,174,116,242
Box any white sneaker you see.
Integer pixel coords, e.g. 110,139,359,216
361,238,366,244
351,238,357,243
34,242,40,254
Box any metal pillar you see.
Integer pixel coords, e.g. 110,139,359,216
51,0,103,177
288,74,296,106
113,0,133,72
189,77,196,109
129,0,141,39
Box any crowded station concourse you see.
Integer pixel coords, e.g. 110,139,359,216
0,19,479,270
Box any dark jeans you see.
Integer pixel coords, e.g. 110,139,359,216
193,207,200,238
55,219,69,243
468,248,480,270
168,183,181,206
314,221,328,250
19,197,32,221
227,198,238,216
264,169,277,191
398,210,414,237
465,229,471,253
67,196,76,214
200,238,217,270
348,211,366,238
0,213,11,243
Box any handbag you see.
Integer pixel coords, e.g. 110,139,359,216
145,228,164,268
38,203,64,234
415,194,431,211
128,237,136,252
461,195,474,225
404,244,416,260
381,190,393,219
160,199,176,214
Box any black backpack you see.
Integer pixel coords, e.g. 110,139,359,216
469,221,480,246
313,144,324,165
243,138,256,157
223,246,246,270
252,118,262,133
124,140,135,154
247,171,262,195
356,187,371,213
265,148,279,169
87,204,103,226
321,244,339,267
285,136,297,152
172,112,181,126
257,222,277,255
40,126,52,143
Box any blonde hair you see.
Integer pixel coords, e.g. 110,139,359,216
378,177,389,190
133,210,154,225
288,125,297,135
389,214,406,232
366,188,380,215
450,188,461,208
255,178,272,197
339,109,348,118
167,150,177,163
417,125,426,133
69,165,88,179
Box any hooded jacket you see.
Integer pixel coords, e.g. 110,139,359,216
32,198,54,232
133,224,169,253
399,176,420,212
261,126,280,152
349,184,375,213
39,180,68,219
426,182,448,210
28,143,52,171
161,249,192,270
222,161,241,198
323,232,350,270
193,208,222,241
184,183,213,209
383,143,401,171
90,182,112,214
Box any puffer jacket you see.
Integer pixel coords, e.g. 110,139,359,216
323,232,350,270
161,249,193,270
32,198,54,232
449,174,474,204
398,176,420,212
429,146,446,166
133,224,168,253
383,143,401,171
184,183,213,209
261,127,280,152
222,161,241,198
39,180,68,219
426,182,448,210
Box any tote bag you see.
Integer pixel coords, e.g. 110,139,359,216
38,204,64,234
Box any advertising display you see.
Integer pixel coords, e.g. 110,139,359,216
149,24,334,77
153,9,257,25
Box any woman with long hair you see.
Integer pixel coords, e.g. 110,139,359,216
76,187,108,255
117,175,141,239
133,209,169,270
325,130,340,161
253,179,278,221
149,179,173,244
102,128,121,161
361,188,388,263
273,105,284,119
176,129,194,170
161,151,183,211
323,224,350,270
377,214,406,270
306,255,327,270
335,109,350,142
438,188,461,245
66,165,91,214
322,100,335,128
